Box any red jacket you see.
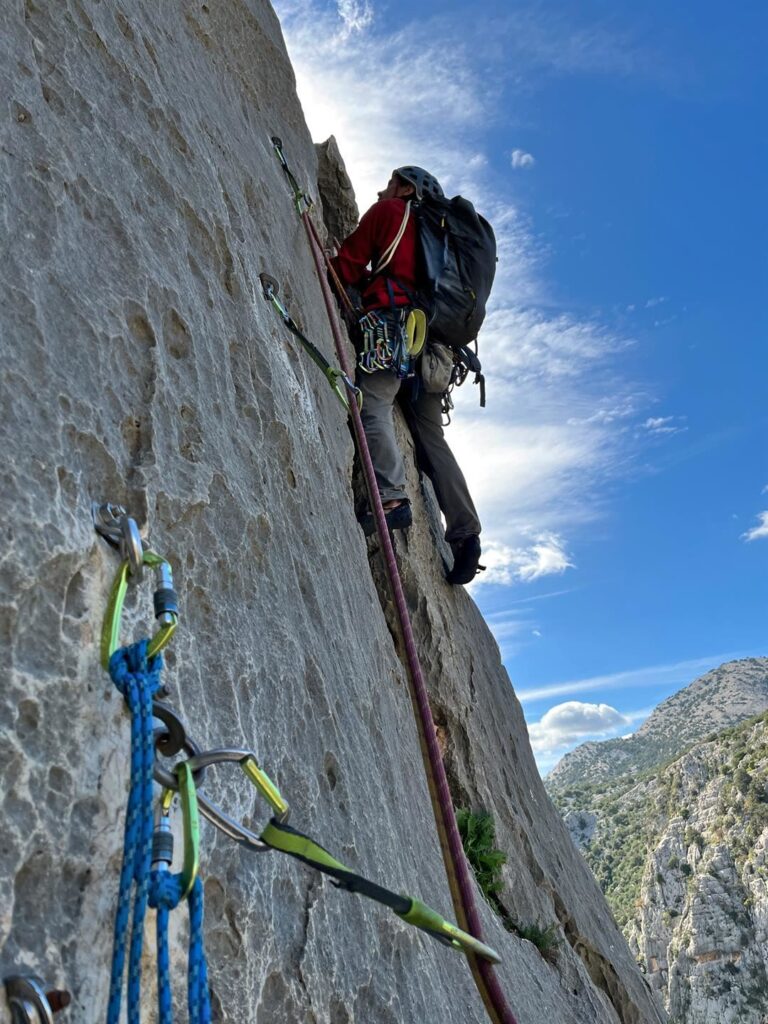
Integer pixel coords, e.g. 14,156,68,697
331,198,418,311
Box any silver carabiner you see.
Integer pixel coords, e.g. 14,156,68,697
157,747,290,854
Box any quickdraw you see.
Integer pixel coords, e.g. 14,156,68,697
259,273,362,413
152,706,501,964
271,135,312,216
95,505,499,1024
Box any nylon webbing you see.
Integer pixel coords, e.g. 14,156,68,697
291,187,518,1024
261,819,501,960
262,819,412,914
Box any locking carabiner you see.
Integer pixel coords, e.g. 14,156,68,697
154,761,200,899
101,550,179,669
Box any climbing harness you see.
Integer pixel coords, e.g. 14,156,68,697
271,137,519,1024
150,706,500,963
96,510,210,1024
259,272,362,413
3,975,70,1023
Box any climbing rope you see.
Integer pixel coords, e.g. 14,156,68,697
271,137,519,1024
98,513,210,1024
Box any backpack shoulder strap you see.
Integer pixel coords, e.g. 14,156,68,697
373,201,411,275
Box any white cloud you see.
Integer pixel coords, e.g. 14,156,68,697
528,701,629,753
516,533,573,580
511,148,536,169
515,651,749,703
742,511,768,542
472,533,573,588
644,296,667,308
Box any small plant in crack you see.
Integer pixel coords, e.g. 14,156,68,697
457,807,561,962
456,808,507,907
513,921,560,961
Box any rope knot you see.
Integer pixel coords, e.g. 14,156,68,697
149,870,184,911
109,639,164,700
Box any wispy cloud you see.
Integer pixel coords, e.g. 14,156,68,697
473,532,573,588
742,511,768,542
516,651,749,703
336,0,374,34
642,415,687,436
511,148,536,169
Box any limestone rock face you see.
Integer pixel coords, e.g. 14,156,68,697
314,136,360,245
0,4,663,1023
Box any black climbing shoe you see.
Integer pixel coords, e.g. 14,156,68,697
446,535,484,585
359,501,412,538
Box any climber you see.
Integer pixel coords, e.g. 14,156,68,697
330,167,482,586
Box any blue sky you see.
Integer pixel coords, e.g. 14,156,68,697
274,0,768,773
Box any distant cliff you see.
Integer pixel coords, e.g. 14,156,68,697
548,660,768,1023
0,4,663,1023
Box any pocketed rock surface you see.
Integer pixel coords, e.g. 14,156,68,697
0,4,665,1022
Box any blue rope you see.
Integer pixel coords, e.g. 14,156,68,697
149,872,211,1024
107,640,210,1023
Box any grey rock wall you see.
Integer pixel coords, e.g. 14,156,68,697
0,2,664,1022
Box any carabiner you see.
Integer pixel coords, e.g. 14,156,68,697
92,502,144,579
397,898,502,963
325,368,363,413
154,761,200,899
101,550,179,669
167,748,289,853
3,975,70,1024
187,748,289,821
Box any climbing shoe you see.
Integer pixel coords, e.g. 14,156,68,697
360,500,412,538
446,535,484,585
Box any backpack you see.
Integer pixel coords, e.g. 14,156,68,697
414,195,497,352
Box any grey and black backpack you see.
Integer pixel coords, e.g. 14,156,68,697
413,195,495,407
415,195,496,352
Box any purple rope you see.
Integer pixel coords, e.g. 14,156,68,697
304,214,518,1024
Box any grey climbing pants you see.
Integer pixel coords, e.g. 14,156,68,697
357,368,481,543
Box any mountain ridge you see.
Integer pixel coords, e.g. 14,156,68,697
548,658,768,791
